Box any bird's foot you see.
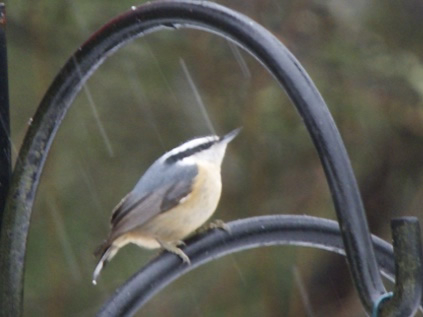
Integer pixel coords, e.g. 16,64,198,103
197,219,231,234
157,239,191,264
175,240,186,247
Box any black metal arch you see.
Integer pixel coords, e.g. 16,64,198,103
97,215,422,316
97,215,396,316
0,1,421,316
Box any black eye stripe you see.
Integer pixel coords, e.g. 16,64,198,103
165,140,216,164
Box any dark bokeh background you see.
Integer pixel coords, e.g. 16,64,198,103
4,0,423,316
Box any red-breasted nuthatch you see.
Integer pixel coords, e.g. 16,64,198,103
92,128,240,284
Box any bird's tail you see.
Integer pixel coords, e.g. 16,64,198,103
92,242,117,285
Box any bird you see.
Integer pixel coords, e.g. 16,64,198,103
92,128,240,284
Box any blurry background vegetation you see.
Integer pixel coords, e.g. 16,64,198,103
4,0,423,316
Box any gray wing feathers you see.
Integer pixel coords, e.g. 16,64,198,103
160,180,194,211
109,163,198,239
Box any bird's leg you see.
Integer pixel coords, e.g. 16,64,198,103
156,238,191,264
197,219,231,234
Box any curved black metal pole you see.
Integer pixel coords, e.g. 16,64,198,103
377,218,423,317
0,0,385,314
97,215,399,317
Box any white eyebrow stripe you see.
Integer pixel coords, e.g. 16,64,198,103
161,135,219,162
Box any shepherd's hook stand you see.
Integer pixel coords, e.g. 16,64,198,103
0,1,421,316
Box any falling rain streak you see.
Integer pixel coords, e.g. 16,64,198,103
72,57,114,157
227,41,251,78
123,59,165,150
66,1,114,157
292,266,315,317
81,82,114,157
77,158,107,221
46,195,82,281
179,58,216,135
228,255,248,286
145,41,180,105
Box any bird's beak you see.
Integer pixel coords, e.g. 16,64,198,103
220,127,242,144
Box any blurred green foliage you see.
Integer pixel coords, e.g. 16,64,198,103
4,0,423,316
